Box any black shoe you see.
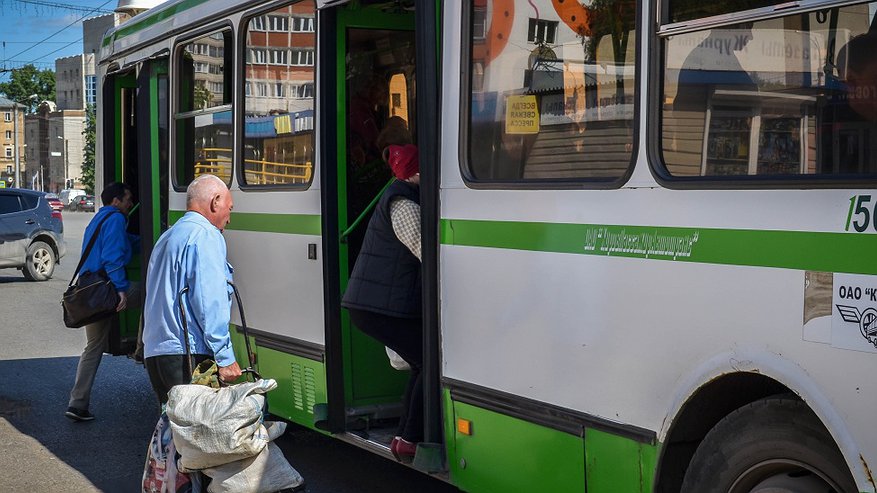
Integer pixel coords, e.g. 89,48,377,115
65,407,94,421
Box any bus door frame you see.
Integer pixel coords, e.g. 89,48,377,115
134,57,170,281
318,3,443,454
102,68,139,356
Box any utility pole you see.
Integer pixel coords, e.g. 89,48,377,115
12,102,19,188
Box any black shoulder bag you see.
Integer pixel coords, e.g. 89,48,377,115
61,211,123,328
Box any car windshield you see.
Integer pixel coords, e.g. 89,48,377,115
44,193,59,199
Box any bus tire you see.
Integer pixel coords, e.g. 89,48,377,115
680,395,857,493
23,241,55,281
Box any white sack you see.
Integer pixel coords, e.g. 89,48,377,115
385,347,411,371
204,441,304,493
167,379,277,471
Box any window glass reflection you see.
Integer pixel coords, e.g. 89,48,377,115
468,0,636,182
662,4,877,178
242,1,316,187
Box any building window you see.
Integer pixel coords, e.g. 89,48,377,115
267,15,289,32
248,48,267,64
5,130,11,140
473,8,487,41
292,16,315,33
4,113,10,122
527,18,558,44
5,147,12,158
290,49,314,66
269,49,289,65
86,75,98,106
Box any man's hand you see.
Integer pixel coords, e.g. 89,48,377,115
116,291,128,312
218,361,242,383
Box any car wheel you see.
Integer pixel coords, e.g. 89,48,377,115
22,241,56,281
680,396,857,493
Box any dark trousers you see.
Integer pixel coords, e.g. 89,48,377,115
348,308,423,442
144,354,211,405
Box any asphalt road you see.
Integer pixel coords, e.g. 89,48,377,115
0,210,459,493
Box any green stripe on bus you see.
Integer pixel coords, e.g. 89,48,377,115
440,219,877,275
106,0,211,46
168,210,321,235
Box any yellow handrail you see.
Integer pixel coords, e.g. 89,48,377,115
192,146,313,184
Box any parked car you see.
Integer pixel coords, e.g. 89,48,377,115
74,195,95,212
60,189,86,209
0,189,66,281
44,193,64,213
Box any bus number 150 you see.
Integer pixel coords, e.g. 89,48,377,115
846,195,877,232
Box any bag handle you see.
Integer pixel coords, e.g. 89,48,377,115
178,283,261,381
68,210,122,287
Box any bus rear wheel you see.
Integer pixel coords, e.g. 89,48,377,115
680,395,857,493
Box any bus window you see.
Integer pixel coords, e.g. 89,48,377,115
660,2,877,179
174,29,233,188
466,0,637,183
241,1,316,188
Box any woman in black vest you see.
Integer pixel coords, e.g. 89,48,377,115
342,144,423,462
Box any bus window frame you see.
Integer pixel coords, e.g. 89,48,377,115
458,0,641,191
171,21,236,193
650,0,877,189
236,0,318,192
658,0,869,36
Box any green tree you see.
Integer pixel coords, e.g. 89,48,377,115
80,105,96,194
0,64,55,112
193,83,212,110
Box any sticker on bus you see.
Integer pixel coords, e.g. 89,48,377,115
833,273,877,353
505,95,540,134
804,272,877,353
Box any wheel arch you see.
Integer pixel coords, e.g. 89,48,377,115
31,234,60,261
654,350,868,492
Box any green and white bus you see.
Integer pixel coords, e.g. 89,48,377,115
98,0,877,491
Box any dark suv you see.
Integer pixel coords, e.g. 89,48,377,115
0,189,67,281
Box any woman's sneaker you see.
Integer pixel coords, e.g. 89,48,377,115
65,407,94,421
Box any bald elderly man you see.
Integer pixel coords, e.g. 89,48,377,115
142,174,242,404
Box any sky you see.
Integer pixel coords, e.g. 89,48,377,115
0,0,118,82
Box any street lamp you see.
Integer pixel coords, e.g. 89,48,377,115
57,135,70,189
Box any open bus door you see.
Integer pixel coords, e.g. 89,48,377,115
102,59,170,356
319,1,443,470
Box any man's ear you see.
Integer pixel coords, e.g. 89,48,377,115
210,194,220,212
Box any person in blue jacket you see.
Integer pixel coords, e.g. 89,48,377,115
66,182,140,422
142,174,241,405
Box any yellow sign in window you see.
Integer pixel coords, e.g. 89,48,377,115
505,95,540,135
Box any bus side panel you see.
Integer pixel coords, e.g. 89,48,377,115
446,396,585,493
223,228,325,344
585,428,657,493
253,342,327,431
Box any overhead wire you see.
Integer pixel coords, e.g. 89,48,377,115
0,0,113,68
8,0,113,14
26,37,83,65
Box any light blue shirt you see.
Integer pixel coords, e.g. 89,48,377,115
143,211,236,367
